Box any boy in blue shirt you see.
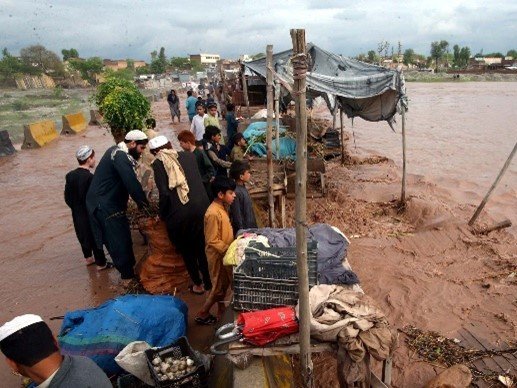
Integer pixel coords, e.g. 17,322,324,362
185,90,198,122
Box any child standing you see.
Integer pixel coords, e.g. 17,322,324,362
64,146,111,270
203,125,231,176
229,160,258,235
190,104,207,141
204,102,221,130
229,133,249,162
195,176,236,324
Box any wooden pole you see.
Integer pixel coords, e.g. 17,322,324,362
275,82,281,160
339,107,345,165
468,141,517,226
266,45,276,227
290,28,313,388
400,105,407,206
241,64,251,119
332,103,338,129
219,63,229,116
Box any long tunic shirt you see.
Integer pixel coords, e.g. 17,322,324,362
204,201,234,264
229,184,258,236
86,144,148,217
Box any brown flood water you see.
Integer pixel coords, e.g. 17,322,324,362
339,82,517,228
0,82,515,385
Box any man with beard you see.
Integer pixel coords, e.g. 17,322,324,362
86,130,149,285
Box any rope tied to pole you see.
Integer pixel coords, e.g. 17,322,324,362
291,53,308,80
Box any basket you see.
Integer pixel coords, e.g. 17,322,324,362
145,337,207,388
233,241,318,311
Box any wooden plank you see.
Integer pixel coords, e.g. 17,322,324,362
458,328,504,374
228,342,334,357
263,355,295,388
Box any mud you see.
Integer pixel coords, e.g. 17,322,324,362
1,83,516,386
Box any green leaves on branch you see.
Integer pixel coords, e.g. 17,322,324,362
94,77,150,137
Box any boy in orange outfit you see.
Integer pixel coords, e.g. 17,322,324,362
195,176,236,325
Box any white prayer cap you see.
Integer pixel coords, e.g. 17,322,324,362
149,135,169,150
125,130,148,141
76,145,93,161
0,314,43,342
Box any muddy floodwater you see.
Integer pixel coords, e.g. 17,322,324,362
0,82,516,385
343,82,517,227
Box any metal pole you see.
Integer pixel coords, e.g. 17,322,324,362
266,45,276,227
290,28,313,388
469,141,517,226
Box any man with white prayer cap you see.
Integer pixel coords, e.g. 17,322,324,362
0,314,111,387
149,135,212,294
86,130,149,286
65,145,111,270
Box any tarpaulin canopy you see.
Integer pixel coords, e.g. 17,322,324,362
243,43,407,122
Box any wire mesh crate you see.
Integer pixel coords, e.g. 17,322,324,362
233,241,318,311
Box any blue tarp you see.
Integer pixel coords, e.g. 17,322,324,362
58,295,187,375
243,122,296,159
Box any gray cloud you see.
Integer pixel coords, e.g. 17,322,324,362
0,0,515,61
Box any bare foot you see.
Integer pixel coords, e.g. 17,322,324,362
85,257,95,266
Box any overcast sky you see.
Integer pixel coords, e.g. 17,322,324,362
1,0,516,61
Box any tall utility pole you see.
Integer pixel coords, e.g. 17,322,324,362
290,28,313,388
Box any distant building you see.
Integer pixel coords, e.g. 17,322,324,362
189,54,221,65
103,59,147,71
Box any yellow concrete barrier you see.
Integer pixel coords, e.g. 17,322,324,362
61,112,87,135
22,120,58,149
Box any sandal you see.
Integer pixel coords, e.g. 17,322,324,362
195,314,217,325
189,285,205,295
97,262,114,271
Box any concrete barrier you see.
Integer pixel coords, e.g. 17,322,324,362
61,112,87,135
22,120,58,149
0,130,16,157
89,110,102,126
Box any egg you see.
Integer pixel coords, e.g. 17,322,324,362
186,358,195,366
172,359,180,366
152,357,161,365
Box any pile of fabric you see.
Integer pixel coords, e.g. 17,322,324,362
300,284,397,384
237,224,359,286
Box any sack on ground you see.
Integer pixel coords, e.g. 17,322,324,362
138,218,190,294
58,295,188,376
115,341,154,386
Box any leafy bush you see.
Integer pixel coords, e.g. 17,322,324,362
98,85,150,139
93,77,138,108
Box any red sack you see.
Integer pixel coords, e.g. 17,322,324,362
237,306,299,346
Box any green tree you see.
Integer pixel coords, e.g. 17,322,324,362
126,59,135,70
158,47,166,65
459,47,471,67
149,47,167,74
135,65,150,75
170,57,191,70
0,48,23,84
403,49,415,65
69,57,103,84
453,45,460,67
484,52,503,58
507,49,517,59
367,50,379,63
430,40,449,70
356,53,367,62
150,50,158,61
20,44,64,75
61,48,79,61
